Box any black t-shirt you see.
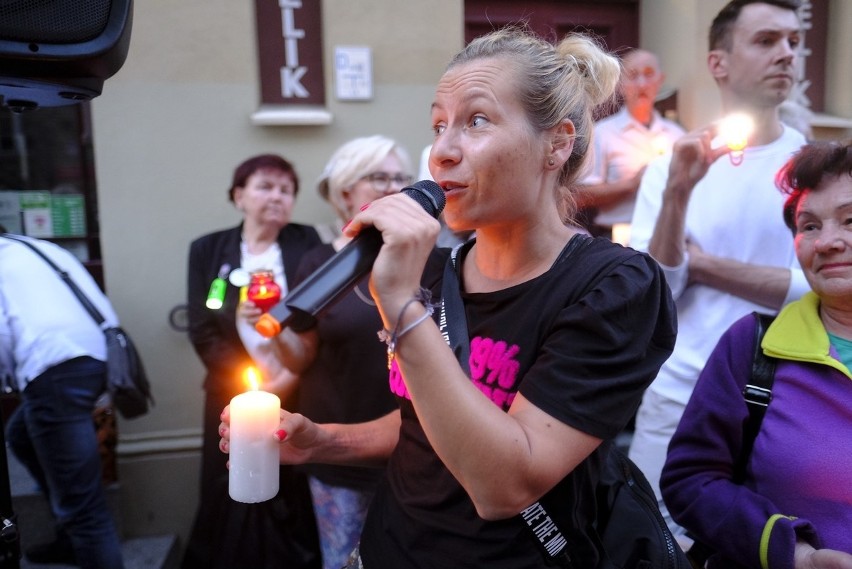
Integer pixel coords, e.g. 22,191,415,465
294,244,398,488
360,235,677,568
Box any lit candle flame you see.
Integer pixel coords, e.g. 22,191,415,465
719,113,754,166
244,366,261,391
651,136,668,156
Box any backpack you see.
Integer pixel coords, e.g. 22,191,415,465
517,443,689,569
592,447,690,569
442,237,690,569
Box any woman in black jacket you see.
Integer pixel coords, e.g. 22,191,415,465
183,154,322,569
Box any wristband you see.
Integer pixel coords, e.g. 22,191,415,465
377,288,435,369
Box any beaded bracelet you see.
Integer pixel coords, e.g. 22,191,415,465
377,288,435,369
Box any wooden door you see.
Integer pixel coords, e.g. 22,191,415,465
465,0,639,54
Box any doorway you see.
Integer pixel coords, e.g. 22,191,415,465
465,0,639,53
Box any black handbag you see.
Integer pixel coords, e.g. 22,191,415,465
1,233,153,419
102,325,154,419
441,237,690,569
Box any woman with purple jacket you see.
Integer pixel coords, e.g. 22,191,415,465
661,140,852,569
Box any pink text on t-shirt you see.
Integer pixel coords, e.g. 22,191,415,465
388,335,520,410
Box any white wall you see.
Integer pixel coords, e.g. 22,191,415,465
826,0,852,118
640,0,727,131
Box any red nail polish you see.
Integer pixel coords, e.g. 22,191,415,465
275,429,287,440
359,203,370,211
341,220,351,232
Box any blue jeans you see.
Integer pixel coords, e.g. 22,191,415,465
6,357,124,569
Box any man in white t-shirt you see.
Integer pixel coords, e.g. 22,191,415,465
577,49,685,239
627,0,809,540
0,234,125,567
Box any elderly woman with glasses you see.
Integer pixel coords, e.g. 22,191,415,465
239,135,416,569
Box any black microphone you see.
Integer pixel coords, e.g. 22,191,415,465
255,179,446,337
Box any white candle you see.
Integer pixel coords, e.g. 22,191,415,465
228,371,280,503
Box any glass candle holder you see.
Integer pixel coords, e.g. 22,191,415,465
246,270,281,313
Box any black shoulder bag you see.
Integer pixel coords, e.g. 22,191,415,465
441,237,690,569
1,234,154,419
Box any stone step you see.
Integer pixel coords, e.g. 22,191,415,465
18,534,179,569
8,446,179,569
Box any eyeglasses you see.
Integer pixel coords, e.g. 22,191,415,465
623,68,660,83
361,172,413,195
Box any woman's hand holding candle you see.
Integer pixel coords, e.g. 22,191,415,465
220,403,400,470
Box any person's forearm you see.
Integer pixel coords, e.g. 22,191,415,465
264,368,299,402
271,328,317,374
648,132,721,266
390,312,596,521
648,188,689,267
312,411,400,468
689,253,790,310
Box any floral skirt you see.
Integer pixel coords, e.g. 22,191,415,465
340,546,363,569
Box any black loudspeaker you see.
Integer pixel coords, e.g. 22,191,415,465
0,0,133,111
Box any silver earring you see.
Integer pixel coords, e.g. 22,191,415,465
548,158,555,166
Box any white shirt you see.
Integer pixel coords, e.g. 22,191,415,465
585,108,686,226
630,125,810,405
0,236,118,391
0,293,14,392
236,240,289,385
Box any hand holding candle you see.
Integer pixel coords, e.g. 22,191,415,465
228,367,280,503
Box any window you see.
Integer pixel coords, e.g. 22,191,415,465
0,103,103,289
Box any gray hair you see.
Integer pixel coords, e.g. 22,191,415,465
317,135,412,220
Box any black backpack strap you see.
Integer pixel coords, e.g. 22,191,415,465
0,233,107,327
688,311,777,567
442,241,473,375
734,312,777,483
